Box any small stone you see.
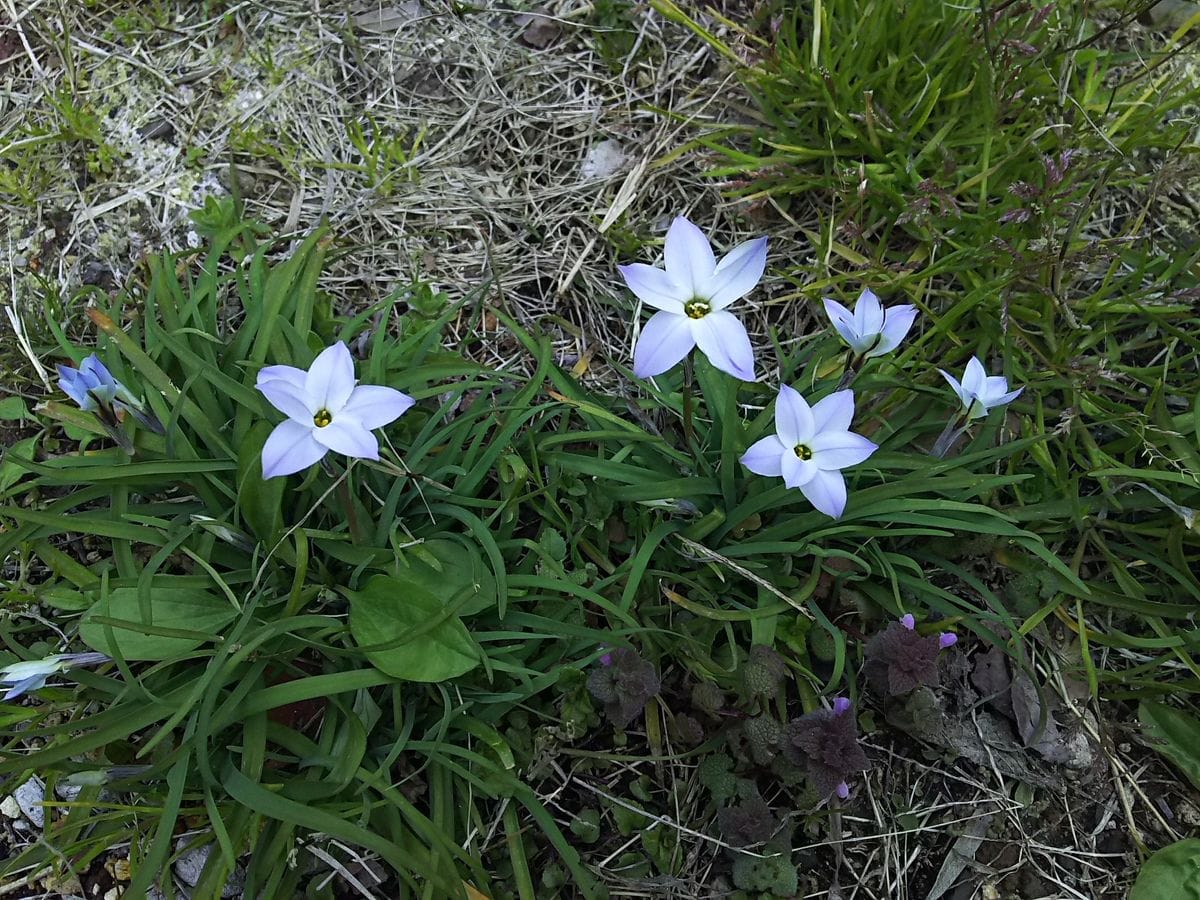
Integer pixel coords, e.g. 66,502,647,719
0,795,21,819
107,857,132,881
103,888,121,900
80,260,115,288
13,776,45,828
173,840,211,887
580,140,628,180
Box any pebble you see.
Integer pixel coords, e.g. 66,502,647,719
12,776,46,828
173,838,245,897
580,140,628,180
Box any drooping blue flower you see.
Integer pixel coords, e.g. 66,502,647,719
0,652,109,700
56,354,127,412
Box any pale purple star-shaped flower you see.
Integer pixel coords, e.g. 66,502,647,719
740,386,878,518
255,341,415,479
619,216,767,381
823,288,917,358
938,356,1023,420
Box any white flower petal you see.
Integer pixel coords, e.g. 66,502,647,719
993,387,1023,408
823,298,859,345
938,369,967,407
708,236,767,309
633,310,697,378
340,385,415,430
257,375,316,422
961,357,987,399
853,289,885,336
800,469,848,518
781,452,818,488
774,384,814,446
740,435,787,477
256,364,308,389
692,310,755,381
982,375,1011,400
810,430,878,469
306,342,357,411
867,305,918,357
664,216,716,298
810,389,855,435
618,263,686,313
261,420,328,478
313,418,379,459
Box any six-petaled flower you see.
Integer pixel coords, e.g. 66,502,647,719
256,341,415,479
620,215,766,381
740,386,878,518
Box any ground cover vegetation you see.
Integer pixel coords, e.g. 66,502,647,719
1,0,1199,898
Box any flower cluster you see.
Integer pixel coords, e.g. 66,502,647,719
864,614,958,696
784,697,869,801
586,646,661,729
618,215,1024,518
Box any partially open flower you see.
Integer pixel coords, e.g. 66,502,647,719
57,355,128,411
256,342,415,478
823,289,917,358
938,356,1023,420
620,216,766,381
0,652,109,700
784,697,869,801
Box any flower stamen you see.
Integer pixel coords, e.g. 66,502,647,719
793,444,813,461
313,408,333,428
683,298,711,320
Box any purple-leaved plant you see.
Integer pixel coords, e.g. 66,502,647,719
784,697,869,801
864,614,958,696
587,647,661,729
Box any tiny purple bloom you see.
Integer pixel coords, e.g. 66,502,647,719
833,696,852,715
939,632,958,649
900,613,916,630
835,781,850,800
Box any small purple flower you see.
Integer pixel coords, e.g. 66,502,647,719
784,697,869,801
865,616,957,696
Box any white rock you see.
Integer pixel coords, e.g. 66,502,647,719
0,795,21,819
173,838,244,897
581,140,628,180
13,776,45,828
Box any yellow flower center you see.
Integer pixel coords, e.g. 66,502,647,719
313,408,333,428
684,299,711,320
794,444,813,461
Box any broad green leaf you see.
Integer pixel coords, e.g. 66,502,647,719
80,586,237,660
346,574,479,682
0,396,27,420
1129,839,1200,900
397,539,496,616
1140,701,1200,792
0,436,36,492
37,585,92,611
